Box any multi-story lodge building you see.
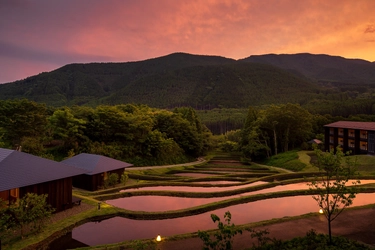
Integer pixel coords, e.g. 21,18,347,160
324,121,375,155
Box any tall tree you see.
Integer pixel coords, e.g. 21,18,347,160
240,107,270,159
308,147,360,244
173,107,212,156
154,110,201,156
48,107,86,151
258,104,312,155
279,103,312,151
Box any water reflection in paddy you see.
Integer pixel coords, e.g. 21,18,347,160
112,180,375,211
121,181,267,193
75,193,375,246
119,180,375,199
194,180,243,184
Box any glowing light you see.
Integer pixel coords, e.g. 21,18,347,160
319,209,324,214
156,235,161,242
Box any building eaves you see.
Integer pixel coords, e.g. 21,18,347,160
62,153,133,175
324,121,375,131
0,148,88,192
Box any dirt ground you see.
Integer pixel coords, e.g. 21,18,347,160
156,206,375,250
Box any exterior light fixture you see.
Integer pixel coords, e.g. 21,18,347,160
156,235,161,242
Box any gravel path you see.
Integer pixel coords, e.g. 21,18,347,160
50,203,93,223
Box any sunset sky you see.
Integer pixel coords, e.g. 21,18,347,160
1,0,375,84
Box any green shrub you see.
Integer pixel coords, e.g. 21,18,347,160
198,211,242,250
121,171,129,185
104,173,119,188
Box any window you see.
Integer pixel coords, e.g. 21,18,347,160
338,138,344,146
349,129,355,137
361,142,368,151
10,188,19,199
330,136,334,144
348,139,355,148
338,128,344,136
360,130,368,139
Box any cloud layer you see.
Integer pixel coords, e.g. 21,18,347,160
1,0,374,83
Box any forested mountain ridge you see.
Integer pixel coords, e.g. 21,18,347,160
1,52,375,109
0,53,235,107
241,53,375,85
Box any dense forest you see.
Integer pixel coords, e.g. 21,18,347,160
0,99,211,166
2,99,375,165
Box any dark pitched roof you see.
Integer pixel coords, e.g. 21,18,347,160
0,148,88,192
61,153,133,175
324,121,375,131
308,139,322,144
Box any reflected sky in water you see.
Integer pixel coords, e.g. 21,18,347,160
111,180,375,211
74,193,375,246
121,181,267,193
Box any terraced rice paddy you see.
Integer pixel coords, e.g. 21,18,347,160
49,154,375,249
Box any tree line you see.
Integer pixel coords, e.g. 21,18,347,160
0,99,211,165
3,99,375,164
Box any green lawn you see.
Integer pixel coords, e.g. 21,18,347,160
347,155,375,174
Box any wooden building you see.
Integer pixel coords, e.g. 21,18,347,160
0,148,87,212
324,121,375,155
62,153,133,191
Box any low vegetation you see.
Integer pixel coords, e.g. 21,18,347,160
262,150,306,171
248,229,372,250
0,194,54,246
198,211,242,250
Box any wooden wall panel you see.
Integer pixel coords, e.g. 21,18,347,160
19,177,73,212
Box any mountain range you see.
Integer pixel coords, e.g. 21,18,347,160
1,53,375,109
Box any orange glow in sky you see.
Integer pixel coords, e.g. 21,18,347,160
0,0,374,83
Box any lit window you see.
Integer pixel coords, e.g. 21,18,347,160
360,130,368,139
349,130,355,137
338,129,344,136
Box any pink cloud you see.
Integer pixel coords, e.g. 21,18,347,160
1,0,375,83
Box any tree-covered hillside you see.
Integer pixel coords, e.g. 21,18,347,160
242,53,375,85
1,52,375,115
0,53,319,108
0,53,234,107
101,62,320,108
